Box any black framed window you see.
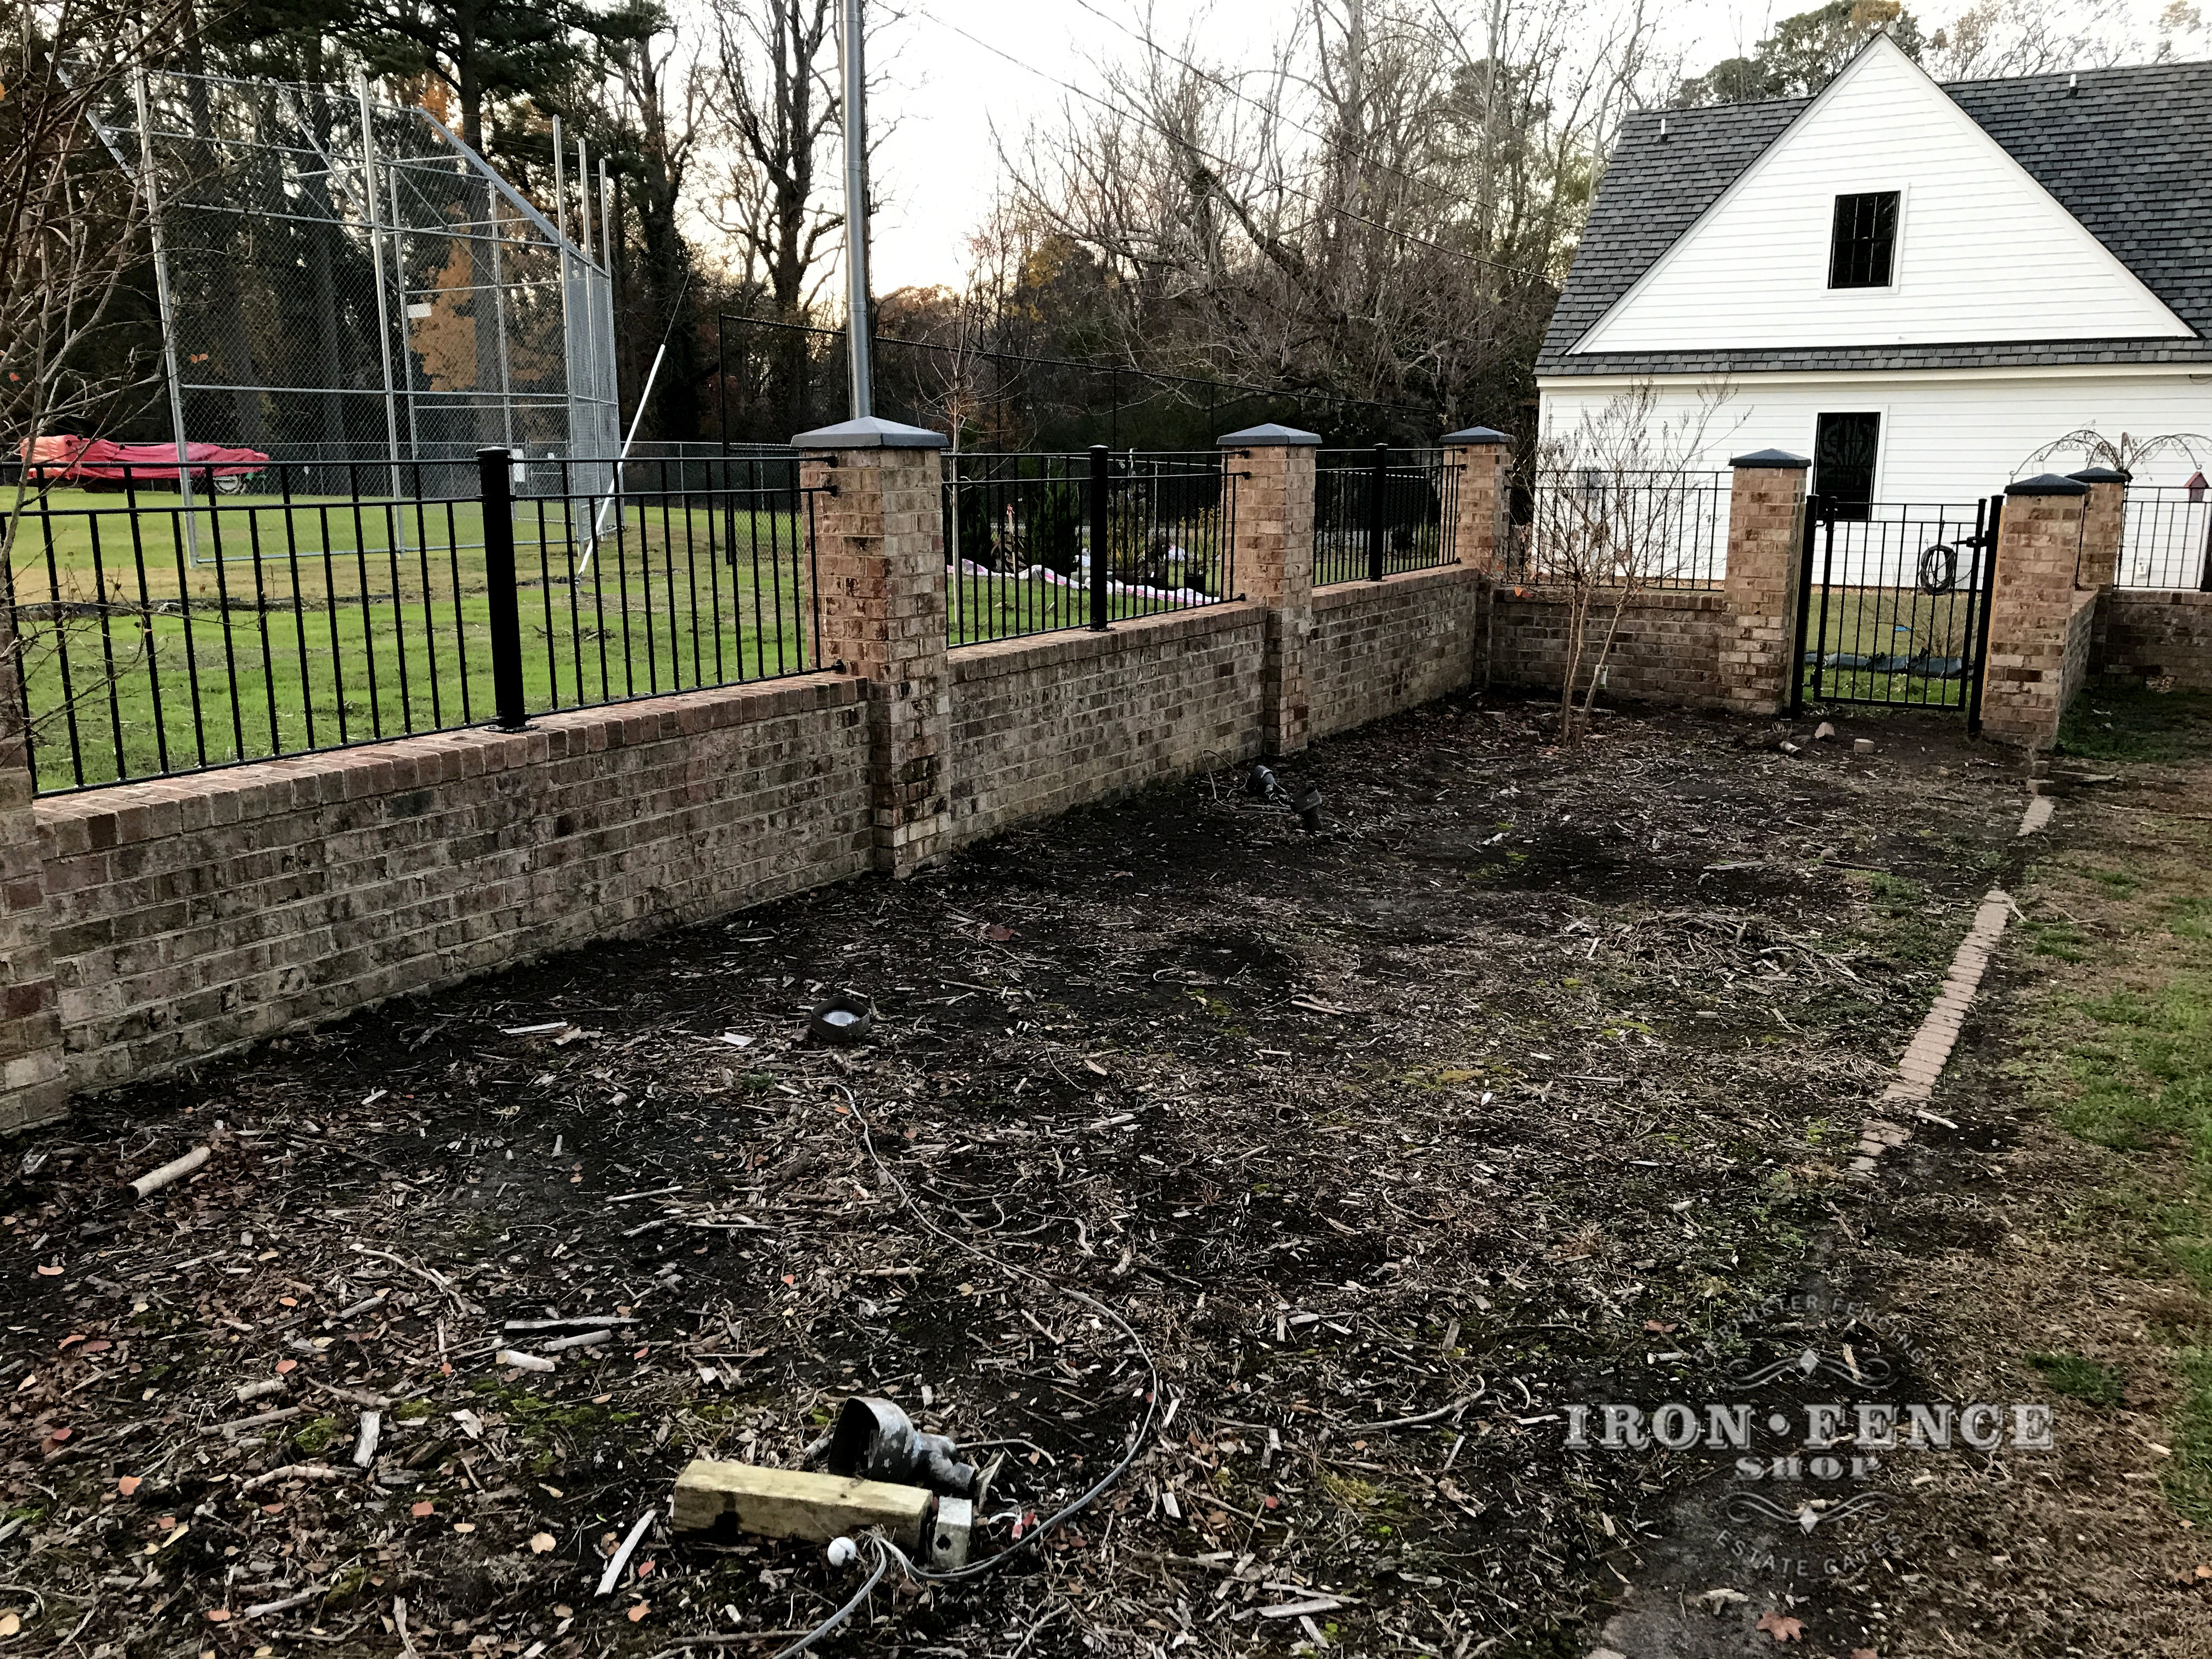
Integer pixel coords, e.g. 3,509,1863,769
1829,192,1899,288
1813,412,1881,519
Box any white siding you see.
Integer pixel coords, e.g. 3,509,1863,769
1573,40,2191,355
1535,369,2212,501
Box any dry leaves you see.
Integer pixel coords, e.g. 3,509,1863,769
1756,1610,1804,1643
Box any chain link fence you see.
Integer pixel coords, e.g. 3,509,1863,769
81,66,618,506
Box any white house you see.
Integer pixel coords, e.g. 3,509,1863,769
1536,37,2212,504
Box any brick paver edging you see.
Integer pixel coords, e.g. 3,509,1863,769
1850,795,2048,1173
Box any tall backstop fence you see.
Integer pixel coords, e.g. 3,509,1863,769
77,67,619,494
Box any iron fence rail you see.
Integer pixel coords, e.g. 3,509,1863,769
1507,470,1731,589
1313,447,1460,586
5,450,820,794
944,448,1239,646
2117,486,2212,590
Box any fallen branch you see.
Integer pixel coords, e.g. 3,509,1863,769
238,1462,346,1495
597,1510,657,1596
129,1146,210,1200
1350,1390,1486,1433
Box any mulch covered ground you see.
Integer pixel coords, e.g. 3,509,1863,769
2,692,2045,1658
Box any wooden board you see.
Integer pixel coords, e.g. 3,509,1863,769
671,1459,932,1549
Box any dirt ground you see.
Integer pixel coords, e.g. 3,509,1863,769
5,687,2201,1659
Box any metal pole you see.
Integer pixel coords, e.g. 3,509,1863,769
1088,444,1110,631
840,0,873,419
134,69,200,566
387,161,422,472
1367,442,1387,582
478,447,527,731
487,191,516,450
551,115,583,494
356,75,405,499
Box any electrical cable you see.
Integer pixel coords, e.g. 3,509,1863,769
762,1541,887,1659
747,1082,1163,1658
916,5,1548,283
834,1083,1161,1581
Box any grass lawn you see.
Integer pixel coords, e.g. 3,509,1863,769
2012,689,2212,1525
9,487,821,791
1797,581,1982,709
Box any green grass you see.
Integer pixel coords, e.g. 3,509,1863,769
2059,686,2212,763
945,568,1226,647
1797,582,1980,710
13,488,1246,788
10,487,820,791
2026,1350,2127,1406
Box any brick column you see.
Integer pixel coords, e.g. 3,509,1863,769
1720,448,1811,715
0,600,66,1132
797,417,952,876
1441,426,1511,575
2068,466,2128,590
1981,472,2091,749
1218,422,1320,755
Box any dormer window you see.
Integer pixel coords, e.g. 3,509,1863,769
1829,192,1899,288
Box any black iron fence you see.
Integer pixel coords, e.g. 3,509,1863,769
1313,447,1461,586
1793,498,1999,720
1506,470,1730,589
2118,485,2212,590
4,450,822,794
944,448,1240,646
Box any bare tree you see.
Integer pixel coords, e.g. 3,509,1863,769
1523,382,1735,743
2,4,187,762
704,0,842,319
992,0,1672,435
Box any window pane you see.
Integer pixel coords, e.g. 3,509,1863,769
1829,192,1899,289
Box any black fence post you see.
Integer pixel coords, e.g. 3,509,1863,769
478,447,528,731
1367,442,1387,582
1088,444,1110,631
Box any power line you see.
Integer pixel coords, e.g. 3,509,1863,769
916,5,1547,284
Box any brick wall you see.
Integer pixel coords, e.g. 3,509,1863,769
1982,482,2090,748
946,605,1268,848
1,603,65,1132
2096,589,2212,689
2059,586,2101,713
1488,588,1730,709
1307,565,1486,739
36,676,872,1099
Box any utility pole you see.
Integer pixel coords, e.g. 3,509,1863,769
840,0,873,419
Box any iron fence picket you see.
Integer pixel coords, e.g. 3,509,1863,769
1314,447,1460,586
2117,485,2212,590
942,450,1240,646
3,453,825,794
1508,470,1730,590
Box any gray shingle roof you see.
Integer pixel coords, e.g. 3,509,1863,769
1537,59,2212,376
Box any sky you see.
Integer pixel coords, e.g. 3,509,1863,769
817,0,2185,295
860,0,1773,292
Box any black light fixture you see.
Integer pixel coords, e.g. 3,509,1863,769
823,1396,979,1498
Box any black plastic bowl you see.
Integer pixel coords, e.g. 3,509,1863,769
808,990,874,1046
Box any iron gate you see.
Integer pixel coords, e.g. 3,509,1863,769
1792,495,2002,729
